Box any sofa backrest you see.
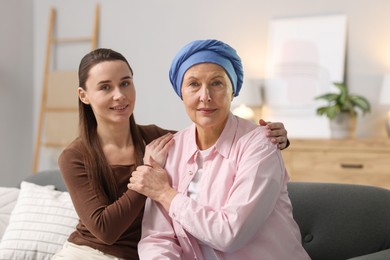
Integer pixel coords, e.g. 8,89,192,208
24,169,67,191
288,182,390,260
25,171,390,259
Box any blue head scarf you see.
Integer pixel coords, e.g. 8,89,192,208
169,39,244,99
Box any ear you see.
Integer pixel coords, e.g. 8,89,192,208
78,87,90,104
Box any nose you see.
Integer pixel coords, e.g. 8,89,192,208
113,87,125,100
200,86,211,103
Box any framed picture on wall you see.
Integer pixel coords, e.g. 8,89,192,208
264,14,347,114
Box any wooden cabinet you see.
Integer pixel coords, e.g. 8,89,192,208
282,138,390,189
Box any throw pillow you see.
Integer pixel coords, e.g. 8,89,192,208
0,187,20,240
0,181,78,260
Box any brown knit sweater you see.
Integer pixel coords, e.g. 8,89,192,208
58,124,172,259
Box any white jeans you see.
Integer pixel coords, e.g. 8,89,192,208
51,241,124,260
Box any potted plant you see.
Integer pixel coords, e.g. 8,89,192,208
315,82,371,138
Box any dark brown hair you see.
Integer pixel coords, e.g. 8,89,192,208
78,48,145,201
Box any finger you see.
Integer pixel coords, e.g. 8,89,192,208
129,176,136,184
128,176,137,187
268,129,284,138
274,136,286,144
160,138,174,153
156,133,173,144
269,136,285,145
259,119,267,126
158,135,173,149
278,142,286,150
267,123,282,130
128,182,140,193
279,137,287,147
147,133,171,148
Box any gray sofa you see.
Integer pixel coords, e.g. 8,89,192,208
25,170,390,260
288,182,390,260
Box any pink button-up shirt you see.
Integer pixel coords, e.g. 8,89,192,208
139,114,310,260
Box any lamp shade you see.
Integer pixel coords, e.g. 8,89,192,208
380,74,390,105
232,78,262,107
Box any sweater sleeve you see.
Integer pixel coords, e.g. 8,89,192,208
58,142,146,245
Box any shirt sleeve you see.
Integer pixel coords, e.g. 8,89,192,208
138,198,182,259
58,145,146,245
169,127,286,252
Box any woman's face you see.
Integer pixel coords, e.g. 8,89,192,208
78,60,135,126
181,63,234,131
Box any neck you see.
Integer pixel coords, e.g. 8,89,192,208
196,123,225,150
97,122,132,148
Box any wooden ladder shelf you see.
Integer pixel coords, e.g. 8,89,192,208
33,5,100,173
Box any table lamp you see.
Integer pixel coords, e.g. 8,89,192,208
232,78,262,121
380,74,390,137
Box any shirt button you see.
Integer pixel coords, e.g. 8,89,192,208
189,171,193,175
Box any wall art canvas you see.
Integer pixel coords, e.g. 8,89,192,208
263,14,347,137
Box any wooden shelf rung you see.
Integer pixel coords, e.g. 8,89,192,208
53,36,92,44
41,141,69,148
45,107,78,112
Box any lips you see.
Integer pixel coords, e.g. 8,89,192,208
111,104,128,110
198,108,216,112
197,108,217,115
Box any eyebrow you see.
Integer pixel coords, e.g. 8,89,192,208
184,74,225,81
97,76,132,85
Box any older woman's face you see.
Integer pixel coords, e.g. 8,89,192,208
181,63,234,131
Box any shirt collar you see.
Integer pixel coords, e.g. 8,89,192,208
214,113,238,159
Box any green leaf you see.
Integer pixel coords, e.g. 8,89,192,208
315,93,339,102
350,95,371,113
316,105,341,119
314,82,371,119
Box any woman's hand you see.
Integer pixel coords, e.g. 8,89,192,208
143,133,174,167
128,158,177,211
259,119,289,150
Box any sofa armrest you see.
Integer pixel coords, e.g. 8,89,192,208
348,249,390,260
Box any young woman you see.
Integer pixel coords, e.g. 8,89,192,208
52,48,289,260
129,40,310,259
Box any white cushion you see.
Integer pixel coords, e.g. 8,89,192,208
0,181,78,260
0,187,20,240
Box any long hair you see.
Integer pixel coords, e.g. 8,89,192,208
78,48,145,201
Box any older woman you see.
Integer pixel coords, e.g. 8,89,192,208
129,39,309,260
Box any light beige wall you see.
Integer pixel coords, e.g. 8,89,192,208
0,0,33,186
